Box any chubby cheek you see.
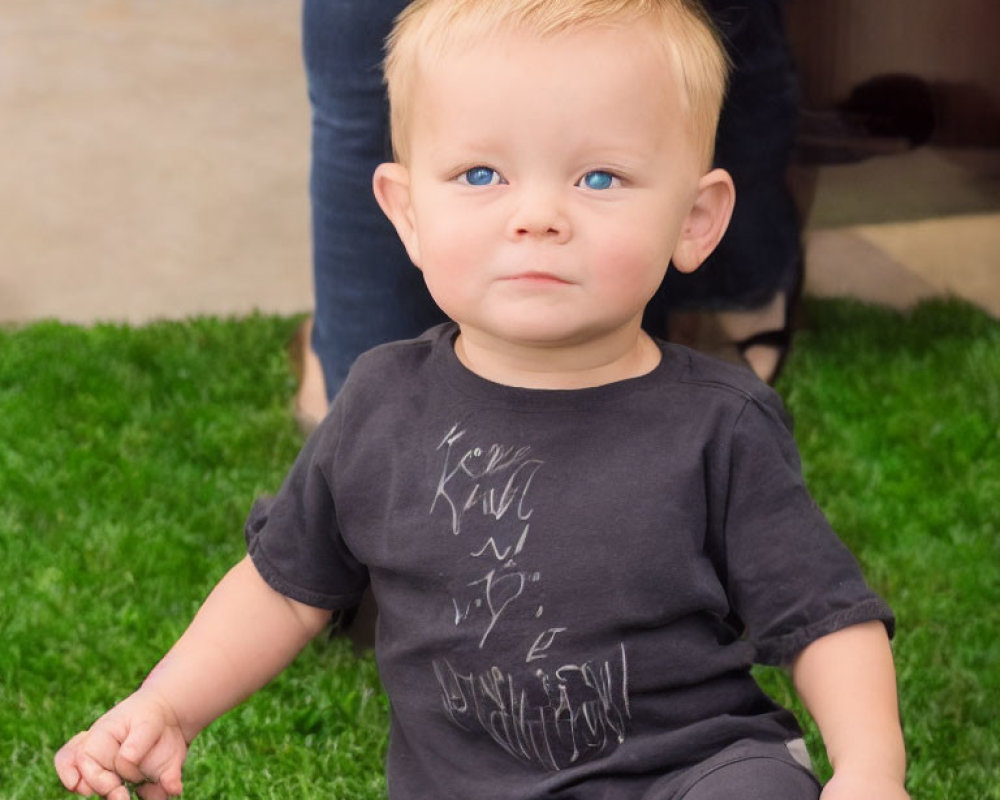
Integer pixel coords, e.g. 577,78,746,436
420,273,465,323
592,235,670,305
411,227,480,319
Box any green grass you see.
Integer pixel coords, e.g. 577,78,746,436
1,299,997,798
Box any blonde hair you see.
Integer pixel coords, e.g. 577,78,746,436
383,0,729,167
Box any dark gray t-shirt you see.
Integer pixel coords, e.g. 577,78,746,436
246,323,892,799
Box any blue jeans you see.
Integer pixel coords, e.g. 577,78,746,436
304,0,801,400
304,0,445,398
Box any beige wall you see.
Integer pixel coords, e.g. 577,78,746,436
0,0,311,325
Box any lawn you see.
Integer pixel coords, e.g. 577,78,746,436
1,299,997,798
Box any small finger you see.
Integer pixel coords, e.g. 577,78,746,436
156,763,184,797
118,718,164,766
137,736,186,796
138,781,172,800
113,758,146,787
54,733,85,791
112,749,147,787
76,752,125,798
107,783,134,800
76,718,137,793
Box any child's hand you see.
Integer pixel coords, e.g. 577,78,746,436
54,688,187,800
820,771,910,800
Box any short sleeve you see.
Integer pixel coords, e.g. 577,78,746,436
721,393,894,665
245,403,369,610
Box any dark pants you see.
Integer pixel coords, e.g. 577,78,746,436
659,739,821,800
303,0,445,398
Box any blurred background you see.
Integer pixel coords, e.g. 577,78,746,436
1,0,998,326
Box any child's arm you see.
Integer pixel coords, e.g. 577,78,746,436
54,555,333,800
791,621,909,800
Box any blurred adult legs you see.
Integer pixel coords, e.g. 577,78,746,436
303,0,444,412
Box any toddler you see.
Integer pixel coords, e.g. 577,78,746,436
55,1,908,798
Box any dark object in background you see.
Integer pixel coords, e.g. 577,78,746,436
796,73,936,164
841,73,937,146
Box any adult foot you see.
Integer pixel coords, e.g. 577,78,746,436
668,292,792,385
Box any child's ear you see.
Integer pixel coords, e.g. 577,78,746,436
671,168,735,274
373,162,422,267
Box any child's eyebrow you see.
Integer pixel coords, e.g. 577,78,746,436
426,141,507,166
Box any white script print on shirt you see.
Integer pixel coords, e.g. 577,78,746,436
429,423,632,771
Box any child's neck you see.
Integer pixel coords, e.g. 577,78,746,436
453,327,662,390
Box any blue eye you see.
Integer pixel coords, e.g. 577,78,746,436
460,166,502,186
581,171,618,190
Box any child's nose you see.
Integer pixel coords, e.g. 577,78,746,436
506,187,571,243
